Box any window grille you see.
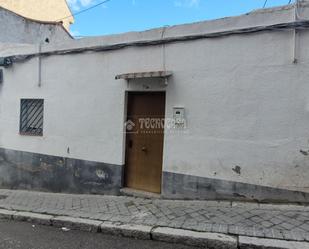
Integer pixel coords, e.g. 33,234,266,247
20,99,44,136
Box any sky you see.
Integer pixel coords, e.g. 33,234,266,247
66,0,295,37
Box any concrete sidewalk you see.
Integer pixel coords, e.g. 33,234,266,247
0,189,308,248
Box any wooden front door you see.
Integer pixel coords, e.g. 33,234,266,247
125,92,165,193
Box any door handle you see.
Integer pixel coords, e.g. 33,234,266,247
141,146,148,153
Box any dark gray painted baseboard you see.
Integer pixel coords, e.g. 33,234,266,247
1,147,308,203
162,171,309,203
0,148,123,195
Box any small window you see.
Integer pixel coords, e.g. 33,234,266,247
20,99,44,136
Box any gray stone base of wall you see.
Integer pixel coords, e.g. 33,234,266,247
162,171,309,203
1,147,309,203
0,148,123,195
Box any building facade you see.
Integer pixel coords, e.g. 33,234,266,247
0,7,72,44
0,3,309,203
0,0,73,31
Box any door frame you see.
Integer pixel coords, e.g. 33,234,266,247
122,91,166,193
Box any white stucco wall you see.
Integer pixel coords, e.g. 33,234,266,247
0,7,71,44
0,0,74,31
1,3,309,194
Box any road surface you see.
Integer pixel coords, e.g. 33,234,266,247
0,219,197,249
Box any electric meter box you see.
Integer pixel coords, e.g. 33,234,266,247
173,107,185,125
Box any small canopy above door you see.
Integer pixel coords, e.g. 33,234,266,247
115,71,172,80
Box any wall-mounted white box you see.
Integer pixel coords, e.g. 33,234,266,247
173,107,185,125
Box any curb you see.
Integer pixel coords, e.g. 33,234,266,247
151,227,237,249
100,221,152,240
52,216,102,232
0,208,308,249
238,236,309,249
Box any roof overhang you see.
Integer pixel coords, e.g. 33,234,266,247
115,71,172,80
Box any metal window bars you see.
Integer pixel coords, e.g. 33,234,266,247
20,99,44,136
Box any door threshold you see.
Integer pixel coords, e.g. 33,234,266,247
120,188,161,199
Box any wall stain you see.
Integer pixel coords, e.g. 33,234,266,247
0,148,123,195
300,150,309,156
232,165,241,175
162,171,309,203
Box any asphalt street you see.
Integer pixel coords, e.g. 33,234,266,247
0,219,198,249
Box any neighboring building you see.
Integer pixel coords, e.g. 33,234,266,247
0,0,74,31
0,7,72,44
1,2,309,203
